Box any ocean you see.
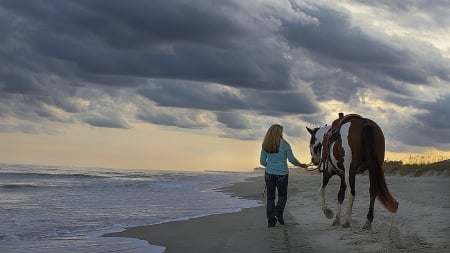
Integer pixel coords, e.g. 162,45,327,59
0,164,261,253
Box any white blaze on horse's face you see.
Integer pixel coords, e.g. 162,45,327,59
309,125,331,165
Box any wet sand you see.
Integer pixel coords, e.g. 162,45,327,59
105,169,450,252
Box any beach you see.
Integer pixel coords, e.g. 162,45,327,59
105,170,450,252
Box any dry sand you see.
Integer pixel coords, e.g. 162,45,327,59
105,170,450,252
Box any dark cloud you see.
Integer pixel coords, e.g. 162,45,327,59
398,123,450,150
0,0,292,90
137,106,212,129
415,95,450,129
84,116,130,129
138,81,319,115
282,5,441,88
0,0,449,154
138,81,246,111
0,72,41,94
381,93,450,149
216,112,252,130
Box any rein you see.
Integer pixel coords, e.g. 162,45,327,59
316,151,341,174
314,113,361,175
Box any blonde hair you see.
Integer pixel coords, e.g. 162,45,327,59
262,124,283,153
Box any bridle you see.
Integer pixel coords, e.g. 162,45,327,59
313,142,322,156
311,141,325,172
311,134,342,175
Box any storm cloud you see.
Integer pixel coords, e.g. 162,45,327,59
0,0,449,153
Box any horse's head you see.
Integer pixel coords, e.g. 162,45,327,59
306,125,330,165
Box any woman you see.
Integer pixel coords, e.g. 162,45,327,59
260,124,307,227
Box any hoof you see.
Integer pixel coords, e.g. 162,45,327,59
323,209,334,219
342,221,351,228
363,221,372,230
332,220,340,226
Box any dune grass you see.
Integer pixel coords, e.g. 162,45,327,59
383,159,450,177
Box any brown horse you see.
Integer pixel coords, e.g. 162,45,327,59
306,114,398,230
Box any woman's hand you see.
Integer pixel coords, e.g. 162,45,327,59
299,163,308,169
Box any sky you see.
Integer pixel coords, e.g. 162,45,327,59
1,0,449,171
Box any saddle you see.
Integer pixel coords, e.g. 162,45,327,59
320,113,362,173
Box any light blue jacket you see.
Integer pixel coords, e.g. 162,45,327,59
260,139,301,175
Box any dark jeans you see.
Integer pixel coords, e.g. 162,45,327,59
265,172,288,220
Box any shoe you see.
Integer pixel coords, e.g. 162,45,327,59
268,217,277,227
276,215,285,225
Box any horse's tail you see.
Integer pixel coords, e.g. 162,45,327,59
363,124,399,213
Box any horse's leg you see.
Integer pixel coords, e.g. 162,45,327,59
342,172,356,228
363,180,377,230
333,175,346,226
319,171,334,219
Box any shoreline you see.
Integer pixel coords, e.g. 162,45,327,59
103,175,274,252
104,170,450,252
